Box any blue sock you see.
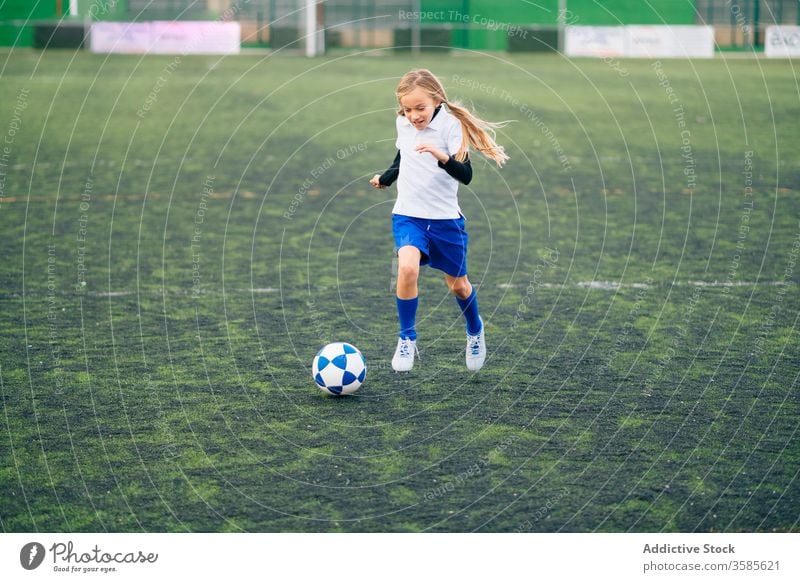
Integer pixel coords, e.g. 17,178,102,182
396,296,418,340
456,288,482,335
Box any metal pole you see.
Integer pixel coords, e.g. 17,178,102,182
753,0,760,47
558,0,566,53
305,0,316,57
269,0,275,46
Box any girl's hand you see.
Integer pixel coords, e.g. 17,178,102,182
370,174,386,189
415,143,449,163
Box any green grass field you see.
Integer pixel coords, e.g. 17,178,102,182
0,49,798,532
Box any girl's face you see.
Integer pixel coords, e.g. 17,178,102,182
399,87,440,131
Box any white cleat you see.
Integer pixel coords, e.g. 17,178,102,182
392,337,418,372
466,317,486,371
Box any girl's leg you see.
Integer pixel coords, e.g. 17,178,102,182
445,274,482,335
396,245,421,339
396,245,421,299
393,245,421,371
446,273,485,370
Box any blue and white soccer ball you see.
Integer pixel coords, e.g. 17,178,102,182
312,342,366,395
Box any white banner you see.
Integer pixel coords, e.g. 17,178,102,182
149,21,241,55
624,25,674,58
765,25,800,57
670,25,716,58
565,26,714,59
90,22,241,55
626,25,715,58
565,26,626,57
90,22,153,54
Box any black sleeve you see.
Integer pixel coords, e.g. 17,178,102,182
378,150,401,186
438,154,472,185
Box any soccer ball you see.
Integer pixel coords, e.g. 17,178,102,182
312,342,366,395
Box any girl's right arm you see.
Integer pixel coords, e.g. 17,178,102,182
370,150,401,189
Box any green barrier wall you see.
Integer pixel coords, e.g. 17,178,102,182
0,0,61,46
421,0,697,50
0,1,702,49
0,0,127,47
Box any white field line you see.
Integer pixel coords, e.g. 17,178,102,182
497,280,792,290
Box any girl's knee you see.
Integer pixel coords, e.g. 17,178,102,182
397,263,419,282
448,277,472,298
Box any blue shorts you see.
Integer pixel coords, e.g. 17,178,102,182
392,214,469,277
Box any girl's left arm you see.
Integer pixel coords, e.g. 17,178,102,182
414,142,472,185
438,155,472,185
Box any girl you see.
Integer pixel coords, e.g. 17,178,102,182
369,69,508,372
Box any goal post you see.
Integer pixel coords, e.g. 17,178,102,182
305,0,324,57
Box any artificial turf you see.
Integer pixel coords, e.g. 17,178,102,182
0,49,798,532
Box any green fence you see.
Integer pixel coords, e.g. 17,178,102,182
696,0,800,48
2,0,798,49
0,0,64,47
0,1,127,47
417,0,697,51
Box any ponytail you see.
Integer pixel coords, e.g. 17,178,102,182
444,100,510,167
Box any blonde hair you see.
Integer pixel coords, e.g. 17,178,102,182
395,69,509,167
